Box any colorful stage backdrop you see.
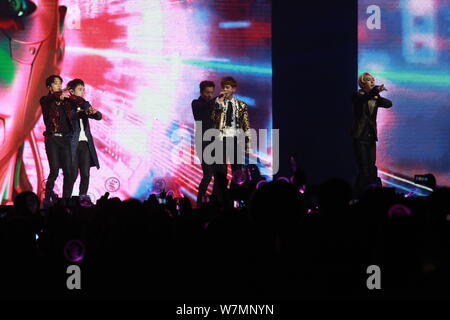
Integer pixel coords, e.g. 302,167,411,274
358,0,450,190
0,0,272,204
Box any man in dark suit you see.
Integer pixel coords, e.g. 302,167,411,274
351,72,393,197
192,80,220,207
66,79,102,199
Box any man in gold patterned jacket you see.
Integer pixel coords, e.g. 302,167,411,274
211,76,251,192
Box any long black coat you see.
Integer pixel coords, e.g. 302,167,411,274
70,106,102,169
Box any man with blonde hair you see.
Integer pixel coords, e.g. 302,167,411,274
351,72,392,196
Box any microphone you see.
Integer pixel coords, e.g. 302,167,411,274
218,93,225,98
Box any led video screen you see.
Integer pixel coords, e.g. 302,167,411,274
0,0,272,204
358,0,450,188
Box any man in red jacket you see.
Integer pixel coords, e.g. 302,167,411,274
39,75,74,206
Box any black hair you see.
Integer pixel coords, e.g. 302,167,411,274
45,75,63,87
199,80,215,92
67,78,85,91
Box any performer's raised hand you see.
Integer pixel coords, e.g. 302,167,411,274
217,90,226,103
86,106,98,115
60,90,71,100
375,84,387,93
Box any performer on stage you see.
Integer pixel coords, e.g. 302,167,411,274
66,79,102,199
40,75,74,206
212,76,251,193
351,72,392,197
192,80,222,207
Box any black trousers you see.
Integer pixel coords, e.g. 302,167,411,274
197,140,221,205
353,139,379,196
197,161,221,205
215,136,247,194
44,135,73,199
72,141,92,196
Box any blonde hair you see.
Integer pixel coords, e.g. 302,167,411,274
358,72,374,89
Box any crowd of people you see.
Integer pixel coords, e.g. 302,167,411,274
1,175,449,300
